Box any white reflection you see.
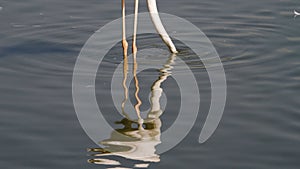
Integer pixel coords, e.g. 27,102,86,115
88,53,176,168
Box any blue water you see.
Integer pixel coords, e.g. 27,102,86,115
1,0,300,168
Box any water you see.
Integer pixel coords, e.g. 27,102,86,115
1,0,300,168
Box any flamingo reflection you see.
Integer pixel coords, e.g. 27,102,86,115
88,53,176,168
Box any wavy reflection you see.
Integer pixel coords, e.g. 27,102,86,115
133,51,143,125
121,50,129,119
88,53,176,168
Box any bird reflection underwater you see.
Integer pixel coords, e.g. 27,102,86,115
87,53,176,168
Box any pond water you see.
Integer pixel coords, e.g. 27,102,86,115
1,0,300,168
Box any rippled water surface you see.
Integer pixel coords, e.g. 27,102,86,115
1,0,300,168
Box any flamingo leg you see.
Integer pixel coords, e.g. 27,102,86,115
132,0,139,54
147,0,178,53
122,0,128,56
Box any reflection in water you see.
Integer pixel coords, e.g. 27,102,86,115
88,53,176,168
133,50,143,125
